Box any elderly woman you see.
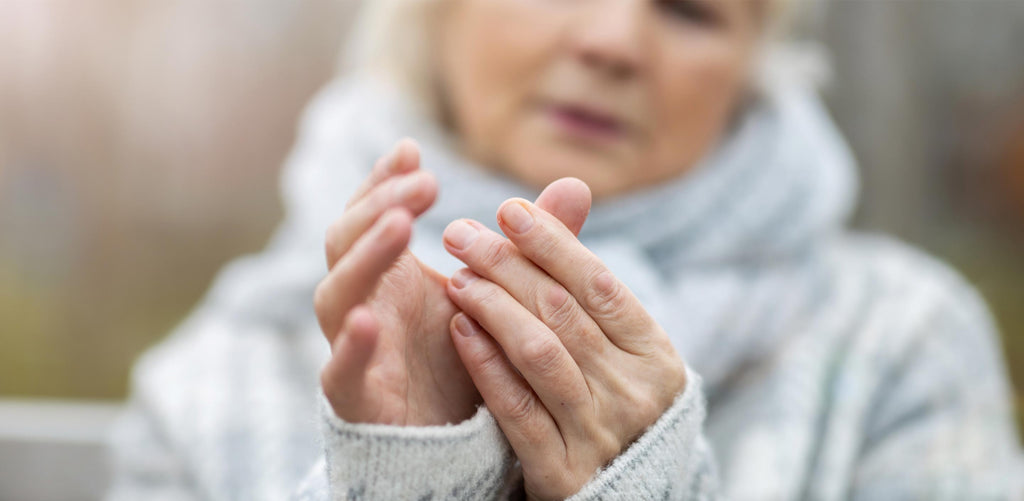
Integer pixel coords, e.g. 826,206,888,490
108,0,1021,500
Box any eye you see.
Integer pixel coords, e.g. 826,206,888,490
656,0,720,26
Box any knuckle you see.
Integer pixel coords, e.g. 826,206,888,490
535,285,605,355
471,340,506,374
583,269,626,317
503,388,537,426
526,227,561,261
478,238,514,270
535,284,578,332
589,425,622,461
466,278,502,309
628,393,662,426
519,336,565,379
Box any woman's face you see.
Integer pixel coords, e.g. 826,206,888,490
438,0,763,198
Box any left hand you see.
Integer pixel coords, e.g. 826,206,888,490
442,178,688,500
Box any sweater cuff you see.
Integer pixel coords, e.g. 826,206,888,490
567,366,719,500
318,393,517,500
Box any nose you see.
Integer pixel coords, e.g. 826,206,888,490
567,0,647,81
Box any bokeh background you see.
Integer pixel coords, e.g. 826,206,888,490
1,1,1023,498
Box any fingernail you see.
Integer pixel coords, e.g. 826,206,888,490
444,220,479,250
454,313,478,337
500,201,533,234
450,268,477,289
394,174,421,201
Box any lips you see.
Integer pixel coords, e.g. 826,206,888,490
546,102,626,139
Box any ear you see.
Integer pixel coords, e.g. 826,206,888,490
533,177,592,237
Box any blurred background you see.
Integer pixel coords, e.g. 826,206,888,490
1,1,1023,499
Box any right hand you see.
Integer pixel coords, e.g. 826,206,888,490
315,139,478,426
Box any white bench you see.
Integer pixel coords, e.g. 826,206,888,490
0,399,122,501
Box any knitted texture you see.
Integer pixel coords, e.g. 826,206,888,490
106,72,1023,500
320,397,516,500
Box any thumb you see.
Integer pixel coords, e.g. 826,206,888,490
533,177,592,236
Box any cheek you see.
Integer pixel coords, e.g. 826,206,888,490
442,2,560,160
648,48,748,178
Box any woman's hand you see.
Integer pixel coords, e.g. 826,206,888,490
315,139,479,426
315,143,592,428
442,178,688,500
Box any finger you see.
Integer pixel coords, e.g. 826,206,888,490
321,305,381,422
533,177,592,237
496,199,655,354
443,219,608,366
314,208,412,341
449,312,564,467
446,269,591,421
346,138,421,208
325,169,436,270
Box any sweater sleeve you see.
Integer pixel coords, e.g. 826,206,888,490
318,394,519,501
567,367,722,501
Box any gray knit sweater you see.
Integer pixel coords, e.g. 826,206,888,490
107,75,1023,500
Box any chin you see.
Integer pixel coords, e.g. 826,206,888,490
504,139,636,199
